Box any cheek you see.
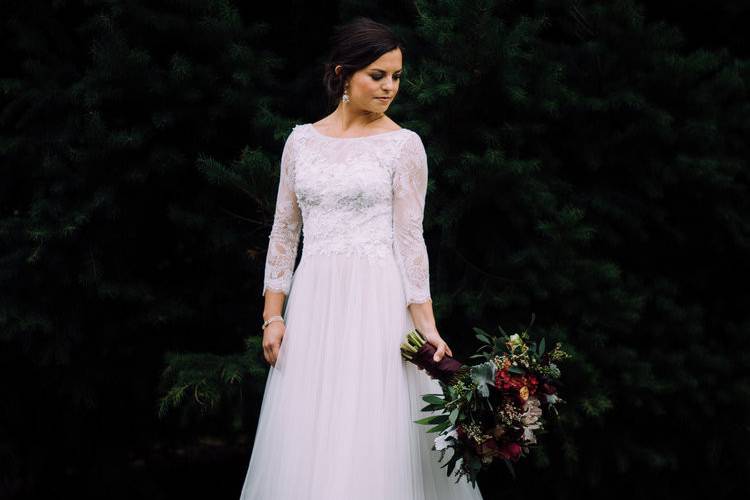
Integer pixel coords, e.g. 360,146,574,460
367,80,382,91
359,82,380,98
355,80,376,94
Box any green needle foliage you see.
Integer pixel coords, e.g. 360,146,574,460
1,0,748,498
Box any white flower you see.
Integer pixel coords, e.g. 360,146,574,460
434,426,458,451
520,397,543,444
521,397,543,428
522,426,538,444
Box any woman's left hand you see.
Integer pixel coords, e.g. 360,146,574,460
421,330,453,362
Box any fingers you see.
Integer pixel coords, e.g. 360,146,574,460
433,342,445,362
432,341,453,362
263,342,281,367
422,331,452,362
262,324,284,367
271,343,280,366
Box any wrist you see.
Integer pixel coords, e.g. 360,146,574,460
263,311,282,321
262,315,284,330
416,325,439,337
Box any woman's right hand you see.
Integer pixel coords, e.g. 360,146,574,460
263,321,285,367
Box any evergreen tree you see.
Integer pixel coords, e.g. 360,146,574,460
0,1,295,497
394,0,749,497
1,0,748,498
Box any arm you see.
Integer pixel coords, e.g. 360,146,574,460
262,128,302,299
392,133,452,361
262,129,301,365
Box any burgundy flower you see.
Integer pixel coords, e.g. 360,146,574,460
527,374,539,395
540,382,557,395
494,368,542,405
474,437,500,460
456,424,466,440
496,441,523,462
494,369,525,391
402,325,570,484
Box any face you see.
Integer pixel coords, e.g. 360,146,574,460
341,48,402,113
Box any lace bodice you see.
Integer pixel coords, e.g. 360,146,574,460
262,123,432,307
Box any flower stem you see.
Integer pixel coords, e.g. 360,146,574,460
401,329,428,361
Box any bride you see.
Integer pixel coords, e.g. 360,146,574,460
239,16,484,500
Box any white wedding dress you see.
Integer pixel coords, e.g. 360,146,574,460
239,123,484,500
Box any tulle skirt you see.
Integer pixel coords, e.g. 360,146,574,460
239,252,484,500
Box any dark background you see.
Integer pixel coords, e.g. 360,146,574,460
1,0,748,499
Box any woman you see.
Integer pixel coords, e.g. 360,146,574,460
239,17,484,500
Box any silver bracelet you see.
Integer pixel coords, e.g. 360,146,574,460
262,315,284,330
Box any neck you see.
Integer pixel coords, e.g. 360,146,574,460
330,103,385,131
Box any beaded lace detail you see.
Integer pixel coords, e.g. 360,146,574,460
262,123,432,306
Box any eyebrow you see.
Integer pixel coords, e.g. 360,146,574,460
370,68,403,72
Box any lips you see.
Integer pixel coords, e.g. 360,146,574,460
375,97,391,100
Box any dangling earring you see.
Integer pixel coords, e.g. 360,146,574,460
342,82,350,103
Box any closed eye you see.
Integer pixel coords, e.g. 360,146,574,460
372,74,401,81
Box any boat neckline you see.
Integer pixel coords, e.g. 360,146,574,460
307,123,407,140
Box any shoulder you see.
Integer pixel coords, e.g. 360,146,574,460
288,123,318,144
399,129,426,160
279,125,306,170
402,128,423,145
391,129,428,182
289,123,305,140
282,123,309,153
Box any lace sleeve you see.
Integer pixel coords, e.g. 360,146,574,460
392,132,432,307
262,128,302,296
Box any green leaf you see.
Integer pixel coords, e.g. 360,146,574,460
442,449,459,477
449,407,460,425
422,394,445,405
494,337,506,352
420,403,444,411
446,459,455,477
504,458,516,479
470,361,496,396
472,327,493,345
539,337,546,357
477,383,489,397
414,414,448,425
427,420,453,433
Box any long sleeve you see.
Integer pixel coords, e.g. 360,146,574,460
262,129,302,296
392,132,432,307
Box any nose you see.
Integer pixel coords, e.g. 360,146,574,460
383,76,398,89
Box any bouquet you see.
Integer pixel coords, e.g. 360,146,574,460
400,313,570,487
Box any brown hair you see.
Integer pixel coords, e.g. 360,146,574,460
322,17,405,111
